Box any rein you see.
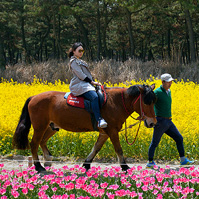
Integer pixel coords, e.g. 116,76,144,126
121,89,144,145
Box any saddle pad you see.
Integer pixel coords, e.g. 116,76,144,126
65,93,85,108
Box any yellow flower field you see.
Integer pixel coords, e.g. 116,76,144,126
0,77,198,161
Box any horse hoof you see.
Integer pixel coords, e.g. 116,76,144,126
37,167,46,173
121,165,130,171
82,162,90,171
35,162,46,173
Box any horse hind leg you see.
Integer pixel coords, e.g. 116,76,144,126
30,129,47,172
40,126,57,167
83,133,109,171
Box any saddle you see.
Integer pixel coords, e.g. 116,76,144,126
64,85,107,111
64,85,107,131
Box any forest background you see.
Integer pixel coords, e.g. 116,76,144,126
1,0,199,163
0,0,199,83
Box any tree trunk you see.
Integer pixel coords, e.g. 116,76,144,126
167,29,171,59
34,16,51,60
195,36,198,58
125,8,134,58
74,14,91,59
20,0,30,63
161,34,164,60
102,2,108,58
184,9,196,62
96,0,102,60
0,35,6,70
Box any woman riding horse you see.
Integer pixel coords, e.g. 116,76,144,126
69,42,107,128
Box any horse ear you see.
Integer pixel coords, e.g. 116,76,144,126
138,86,144,94
151,83,155,90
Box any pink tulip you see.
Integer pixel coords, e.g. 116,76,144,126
0,164,4,168
156,194,163,199
11,190,19,198
153,165,159,170
159,168,165,173
153,189,159,195
40,185,49,191
163,181,169,187
22,188,28,195
12,185,19,190
106,192,115,199
149,185,154,190
115,189,127,197
62,165,69,170
107,184,119,190
1,196,7,199
141,185,148,191
16,172,23,178
97,188,105,197
27,183,35,190
69,194,75,199
121,178,127,184
0,188,6,195
38,190,46,197
189,166,195,171
136,183,141,188
130,191,137,197
100,182,108,188
65,182,75,191
52,187,57,192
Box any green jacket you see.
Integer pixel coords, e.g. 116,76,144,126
154,85,172,118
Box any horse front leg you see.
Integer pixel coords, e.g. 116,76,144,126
83,133,109,171
109,130,130,171
40,126,57,167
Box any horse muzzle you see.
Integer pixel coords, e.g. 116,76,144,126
144,117,157,128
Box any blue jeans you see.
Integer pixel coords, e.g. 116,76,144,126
81,91,101,122
148,117,185,161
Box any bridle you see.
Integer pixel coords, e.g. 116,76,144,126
121,89,145,121
121,88,145,145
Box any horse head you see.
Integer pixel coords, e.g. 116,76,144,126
127,84,157,128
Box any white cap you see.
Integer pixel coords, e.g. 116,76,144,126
160,73,174,82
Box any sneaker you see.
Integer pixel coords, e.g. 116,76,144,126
180,158,194,166
98,118,107,128
146,160,156,169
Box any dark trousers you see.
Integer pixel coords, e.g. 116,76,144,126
148,117,185,161
82,90,101,122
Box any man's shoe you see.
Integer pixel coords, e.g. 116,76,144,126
180,158,194,166
98,118,107,128
146,160,156,168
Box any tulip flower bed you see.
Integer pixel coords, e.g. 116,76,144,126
0,77,199,161
0,163,199,199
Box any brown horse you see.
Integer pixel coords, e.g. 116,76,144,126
13,84,157,173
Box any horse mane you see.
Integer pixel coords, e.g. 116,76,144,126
104,84,156,105
127,84,156,105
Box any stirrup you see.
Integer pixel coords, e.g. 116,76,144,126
49,123,59,131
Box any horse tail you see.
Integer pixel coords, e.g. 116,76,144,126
13,97,32,150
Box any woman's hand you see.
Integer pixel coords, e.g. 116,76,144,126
91,81,101,86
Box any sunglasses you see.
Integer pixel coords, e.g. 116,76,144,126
78,49,84,53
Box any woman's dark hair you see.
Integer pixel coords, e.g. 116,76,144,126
68,42,83,58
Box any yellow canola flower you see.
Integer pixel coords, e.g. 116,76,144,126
0,77,199,159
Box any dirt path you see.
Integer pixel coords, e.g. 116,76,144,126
1,155,198,171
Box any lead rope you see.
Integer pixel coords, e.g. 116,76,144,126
124,120,141,145
121,89,144,145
